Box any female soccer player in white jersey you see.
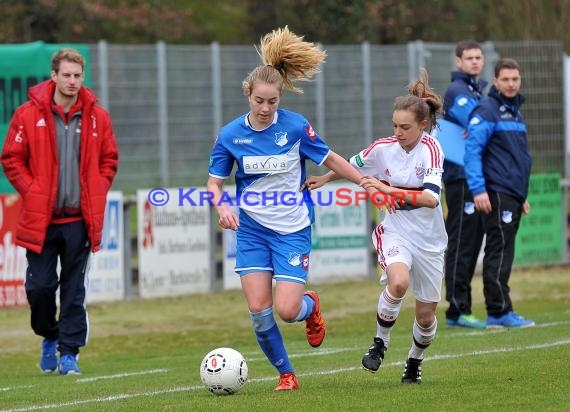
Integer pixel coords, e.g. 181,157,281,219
207,27,367,391
306,69,447,384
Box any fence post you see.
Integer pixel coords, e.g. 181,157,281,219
211,42,222,138
362,41,372,146
123,196,135,300
482,41,499,85
562,53,570,263
316,43,325,138
96,40,109,109
156,41,169,187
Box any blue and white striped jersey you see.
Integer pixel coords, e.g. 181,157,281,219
209,108,330,234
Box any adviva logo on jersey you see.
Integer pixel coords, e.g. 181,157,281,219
243,155,288,174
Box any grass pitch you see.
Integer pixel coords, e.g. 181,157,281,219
0,267,569,411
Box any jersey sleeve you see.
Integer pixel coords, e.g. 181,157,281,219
349,140,382,177
447,93,479,128
464,108,495,196
208,134,234,179
299,121,331,165
422,137,444,202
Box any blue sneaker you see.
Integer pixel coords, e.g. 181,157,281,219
59,354,81,375
446,314,486,329
487,311,535,328
456,314,486,329
40,339,58,373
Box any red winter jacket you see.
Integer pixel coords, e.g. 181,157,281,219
1,80,119,253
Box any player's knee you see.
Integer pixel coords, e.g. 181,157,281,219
389,281,409,297
415,311,436,327
275,305,298,322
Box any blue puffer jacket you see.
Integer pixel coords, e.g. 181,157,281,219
464,86,532,203
442,71,487,185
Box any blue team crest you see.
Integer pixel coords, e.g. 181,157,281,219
502,210,513,223
275,132,288,147
288,252,301,266
464,202,475,215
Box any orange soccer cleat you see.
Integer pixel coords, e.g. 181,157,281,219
304,290,326,347
274,372,300,391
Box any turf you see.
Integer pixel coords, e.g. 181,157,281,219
0,267,569,411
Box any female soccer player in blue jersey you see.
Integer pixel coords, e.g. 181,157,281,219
207,26,366,391
306,69,447,384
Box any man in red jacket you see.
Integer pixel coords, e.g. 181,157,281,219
1,48,119,375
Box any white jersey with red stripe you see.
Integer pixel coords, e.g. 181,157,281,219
350,132,448,253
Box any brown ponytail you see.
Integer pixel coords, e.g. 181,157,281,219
394,68,442,132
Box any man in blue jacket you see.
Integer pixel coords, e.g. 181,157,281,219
464,58,534,328
443,41,487,329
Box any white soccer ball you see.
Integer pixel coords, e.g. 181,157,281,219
200,347,248,395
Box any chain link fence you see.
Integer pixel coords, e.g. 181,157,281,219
88,40,566,192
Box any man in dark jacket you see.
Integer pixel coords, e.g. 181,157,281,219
1,48,119,374
442,41,488,329
464,57,534,328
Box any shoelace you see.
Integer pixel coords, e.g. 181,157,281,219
306,314,323,331
279,374,296,388
367,345,382,360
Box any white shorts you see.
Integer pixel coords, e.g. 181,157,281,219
372,225,444,303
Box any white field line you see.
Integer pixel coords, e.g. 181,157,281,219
1,338,569,412
245,319,570,361
1,320,568,392
0,386,33,392
75,368,169,383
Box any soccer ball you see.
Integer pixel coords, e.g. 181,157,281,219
200,347,248,395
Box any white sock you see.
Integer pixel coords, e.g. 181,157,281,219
408,317,437,360
376,288,403,349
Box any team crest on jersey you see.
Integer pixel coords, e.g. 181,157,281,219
415,165,425,178
469,116,481,125
305,124,316,141
288,252,301,266
502,210,513,224
464,201,475,215
386,246,399,257
275,132,288,147
301,255,310,270
458,97,468,106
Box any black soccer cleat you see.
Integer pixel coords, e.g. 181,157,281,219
361,337,386,372
401,358,422,384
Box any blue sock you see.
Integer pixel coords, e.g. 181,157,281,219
294,294,315,322
250,307,293,374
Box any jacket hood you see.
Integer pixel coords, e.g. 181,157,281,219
28,79,98,110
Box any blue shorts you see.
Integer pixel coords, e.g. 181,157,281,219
235,211,311,284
